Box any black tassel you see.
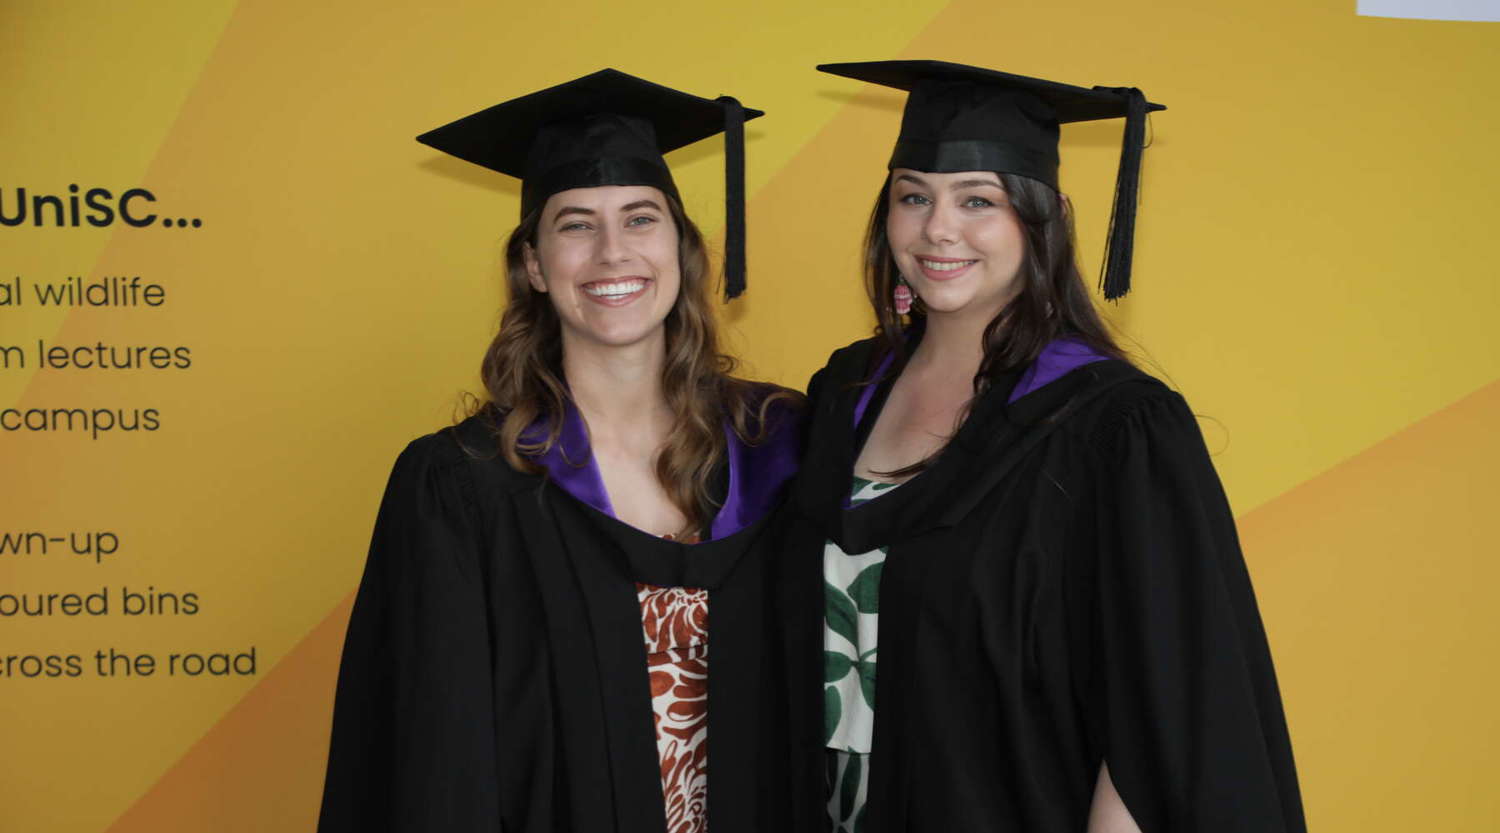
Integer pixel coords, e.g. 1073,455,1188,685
1094,86,1149,301
716,95,747,300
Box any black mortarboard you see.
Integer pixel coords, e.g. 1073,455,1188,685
417,69,762,299
817,60,1165,299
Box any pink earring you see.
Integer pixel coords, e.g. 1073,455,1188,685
893,281,913,315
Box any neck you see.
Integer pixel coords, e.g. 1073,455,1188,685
561,329,672,443
908,307,994,383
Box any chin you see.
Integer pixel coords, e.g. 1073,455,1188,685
571,317,667,349
913,283,982,315
914,275,1020,320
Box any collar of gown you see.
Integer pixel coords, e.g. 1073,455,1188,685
810,336,1123,552
852,335,1112,428
522,392,802,542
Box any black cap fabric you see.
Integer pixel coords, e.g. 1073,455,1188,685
817,60,1165,300
417,69,762,299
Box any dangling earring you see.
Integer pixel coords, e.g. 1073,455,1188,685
893,278,913,315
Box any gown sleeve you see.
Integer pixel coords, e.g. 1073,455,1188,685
804,363,829,406
318,436,500,832
1083,390,1305,833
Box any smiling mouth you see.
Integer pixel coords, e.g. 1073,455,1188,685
918,258,977,272
582,278,648,297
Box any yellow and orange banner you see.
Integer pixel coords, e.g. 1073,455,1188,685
3,2,1497,831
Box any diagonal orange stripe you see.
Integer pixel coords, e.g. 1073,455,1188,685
103,593,354,833
1237,376,1500,831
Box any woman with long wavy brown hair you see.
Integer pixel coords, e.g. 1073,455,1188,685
320,70,802,833
484,187,789,540
780,61,1303,833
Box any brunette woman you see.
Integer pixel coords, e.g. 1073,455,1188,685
782,61,1304,832
319,70,801,833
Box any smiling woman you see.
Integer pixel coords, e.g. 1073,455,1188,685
524,188,683,350
885,169,1027,323
491,175,776,540
319,70,805,833
781,60,1305,833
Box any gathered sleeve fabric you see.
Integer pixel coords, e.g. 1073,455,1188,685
318,436,501,833
1076,390,1305,833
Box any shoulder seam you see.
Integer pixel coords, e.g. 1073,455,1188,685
1077,381,1190,457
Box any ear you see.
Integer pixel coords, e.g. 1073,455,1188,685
522,241,548,293
1058,192,1073,218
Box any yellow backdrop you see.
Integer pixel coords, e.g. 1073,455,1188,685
2,1,1497,831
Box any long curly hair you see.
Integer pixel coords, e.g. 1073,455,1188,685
477,191,794,538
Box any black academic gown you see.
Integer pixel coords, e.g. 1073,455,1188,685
319,411,799,833
780,338,1306,833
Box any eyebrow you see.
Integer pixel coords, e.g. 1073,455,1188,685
551,199,663,223
893,173,1004,191
551,205,595,222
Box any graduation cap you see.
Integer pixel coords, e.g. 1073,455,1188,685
417,69,762,299
817,60,1165,300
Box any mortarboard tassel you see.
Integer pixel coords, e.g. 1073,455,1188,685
717,95,747,300
1095,86,1149,301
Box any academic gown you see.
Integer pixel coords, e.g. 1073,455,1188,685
319,391,802,833
778,337,1306,833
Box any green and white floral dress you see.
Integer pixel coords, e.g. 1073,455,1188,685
824,476,899,833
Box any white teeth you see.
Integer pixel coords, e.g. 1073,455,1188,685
920,259,975,272
584,279,646,297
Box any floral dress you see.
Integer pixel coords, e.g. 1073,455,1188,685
824,476,900,833
639,582,710,833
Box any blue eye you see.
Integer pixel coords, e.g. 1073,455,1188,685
559,222,590,232
898,193,931,206
964,196,996,208
627,214,657,227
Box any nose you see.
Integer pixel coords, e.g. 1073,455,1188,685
923,200,959,246
595,223,633,266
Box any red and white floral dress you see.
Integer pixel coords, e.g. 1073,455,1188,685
637,582,710,833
